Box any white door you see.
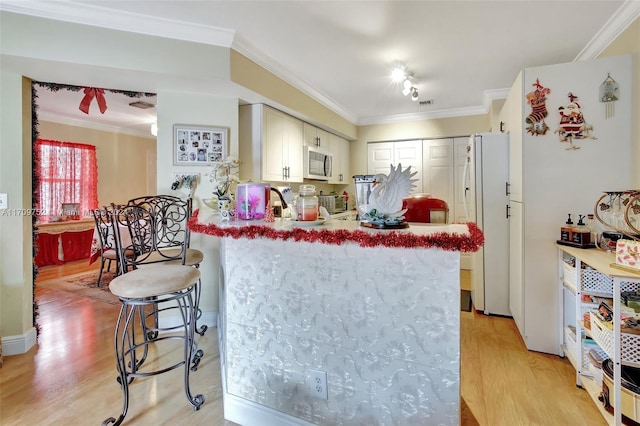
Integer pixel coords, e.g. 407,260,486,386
509,200,525,336
394,140,422,194
367,142,395,175
422,138,452,205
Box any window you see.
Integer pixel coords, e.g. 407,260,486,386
35,139,98,221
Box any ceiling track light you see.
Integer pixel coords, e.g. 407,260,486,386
391,64,419,101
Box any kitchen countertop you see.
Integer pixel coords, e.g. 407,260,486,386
188,209,483,252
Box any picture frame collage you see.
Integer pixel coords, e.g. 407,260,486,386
173,124,228,166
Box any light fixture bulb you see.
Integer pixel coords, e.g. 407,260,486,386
411,88,419,101
391,67,406,82
402,87,411,96
403,78,412,90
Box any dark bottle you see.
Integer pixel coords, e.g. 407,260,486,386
561,214,574,242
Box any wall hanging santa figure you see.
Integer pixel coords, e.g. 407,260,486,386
555,92,597,150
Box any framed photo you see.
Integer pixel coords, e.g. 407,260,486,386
173,124,228,166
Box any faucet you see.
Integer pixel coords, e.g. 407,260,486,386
270,187,288,209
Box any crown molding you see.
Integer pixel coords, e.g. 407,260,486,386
0,0,235,46
358,87,510,126
232,36,359,124
574,0,640,61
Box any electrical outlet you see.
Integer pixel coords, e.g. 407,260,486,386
308,369,328,400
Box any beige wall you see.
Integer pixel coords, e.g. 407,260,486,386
37,121,157,206
597,17,640,187
231,51,357,140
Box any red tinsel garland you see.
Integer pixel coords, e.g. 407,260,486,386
188,210,484,252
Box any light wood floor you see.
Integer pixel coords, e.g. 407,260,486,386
0,261,605,425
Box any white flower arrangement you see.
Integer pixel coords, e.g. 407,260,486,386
208,155,240,199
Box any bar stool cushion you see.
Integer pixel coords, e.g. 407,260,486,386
145,248,204,266
109,265,201,298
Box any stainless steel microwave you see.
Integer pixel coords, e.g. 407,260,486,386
303,146,332,180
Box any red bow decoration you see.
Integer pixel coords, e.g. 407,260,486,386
79,87,108,114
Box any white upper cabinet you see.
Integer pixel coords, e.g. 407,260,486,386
303,122,330,149
239,104,304,183
328,134,350,184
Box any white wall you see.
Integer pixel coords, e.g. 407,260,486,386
157,91,239,314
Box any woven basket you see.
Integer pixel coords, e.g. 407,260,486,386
590,312,640,367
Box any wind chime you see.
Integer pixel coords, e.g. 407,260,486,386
599,73,619,119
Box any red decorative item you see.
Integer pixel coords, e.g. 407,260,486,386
556,92,597,149
188,210,484,252
79,87,108,114
402,194,449,223
525,78,551,136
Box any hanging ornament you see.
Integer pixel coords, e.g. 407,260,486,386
525,78,551,136
599,73,619,119
555,92,597,150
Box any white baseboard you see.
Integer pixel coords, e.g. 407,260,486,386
2,327,37,355
224,393,315,426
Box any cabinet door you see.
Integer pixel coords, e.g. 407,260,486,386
284,115,304,182
262,107,287,181
509,200,525,337
329,134,350,184
303,123,329,149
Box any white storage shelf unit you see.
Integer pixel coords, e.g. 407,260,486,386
558,244,640,426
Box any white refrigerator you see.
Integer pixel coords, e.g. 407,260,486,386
463,133,511,316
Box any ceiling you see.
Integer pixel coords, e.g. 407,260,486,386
7,1,639,137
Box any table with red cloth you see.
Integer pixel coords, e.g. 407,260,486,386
34,219,95,267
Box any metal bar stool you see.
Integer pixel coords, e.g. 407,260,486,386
102,265,205,426
123,197,207,336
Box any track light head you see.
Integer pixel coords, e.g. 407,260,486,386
411,88,419,101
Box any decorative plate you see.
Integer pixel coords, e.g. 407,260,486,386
286,217,327,227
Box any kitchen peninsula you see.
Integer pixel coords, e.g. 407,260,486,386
189,211,483,425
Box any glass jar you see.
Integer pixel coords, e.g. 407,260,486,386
296,184,318,221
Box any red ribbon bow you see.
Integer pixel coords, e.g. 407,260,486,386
79,87,108,115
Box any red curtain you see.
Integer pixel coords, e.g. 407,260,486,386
35,139,98,220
